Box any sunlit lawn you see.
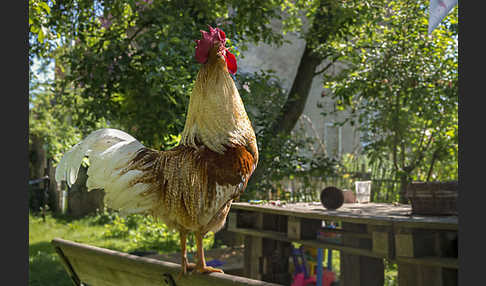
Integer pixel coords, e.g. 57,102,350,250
29,213,149,286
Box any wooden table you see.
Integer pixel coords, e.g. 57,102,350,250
226,202,458,286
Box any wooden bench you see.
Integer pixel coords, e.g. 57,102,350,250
52,238,281,286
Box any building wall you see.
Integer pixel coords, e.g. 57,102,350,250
238,30,361,159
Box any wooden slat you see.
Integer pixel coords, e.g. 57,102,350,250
287,216,301,240
243,212,263,281
53,246,81,286
372,231,393,258
395,257,458,269
340,222,384,286
52,238,281,286
395,232,436,258
321,228,372,239
297,239,383,259
229,227,383,258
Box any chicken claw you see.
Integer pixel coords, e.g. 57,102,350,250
196,266,224,274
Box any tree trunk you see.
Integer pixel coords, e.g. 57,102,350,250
30,134,47,180
399,174,410,204
270,44,322,135
247,44,322,190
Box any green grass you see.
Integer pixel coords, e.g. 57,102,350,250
29,213,139,286
29,210,196,286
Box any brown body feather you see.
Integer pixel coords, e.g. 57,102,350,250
123,143,256,233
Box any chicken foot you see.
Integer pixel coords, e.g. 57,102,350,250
195,231,224,274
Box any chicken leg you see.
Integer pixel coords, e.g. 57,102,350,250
178,231,196,279
195,231,224,274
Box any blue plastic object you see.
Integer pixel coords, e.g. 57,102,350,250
206,259,224,267
316,248,324,286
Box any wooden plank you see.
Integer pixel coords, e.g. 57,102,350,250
394,228,454,286
372,231,393,258
395,257,458,269
395,232,436,258
227,212,238,231
261,237,291,284
52,238,281,286
297,239,383,259
53,246,81,286
229,227,384,258
397,262,443,286
287,216,301,240
231,203,458,230
262,214,292,285
320,228,372,239
244,236,263,281
394,220,458,231
243,212,264,281
232,228,287,241
232,203,393,226
340,222,384,286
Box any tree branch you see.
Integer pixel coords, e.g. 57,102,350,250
313,55,341,76
426,146,441,182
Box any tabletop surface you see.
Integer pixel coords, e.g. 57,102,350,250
231,202,458,229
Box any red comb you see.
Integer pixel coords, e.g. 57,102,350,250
195,25,236,74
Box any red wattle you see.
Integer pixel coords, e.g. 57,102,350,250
224,49,237,74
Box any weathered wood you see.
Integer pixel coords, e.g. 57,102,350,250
340,222,384,286
287,217,301,241
395,231,436,258
260,214,291,285
244,212,264,281
261,237,292,285
395,257,458,269
320,227,372,239
52,238,281,286
228,202,458,286
397,262,443,286
231,227,383,258
227,212,238,231
394,229,453,286
231,202,458,230
372,231,393,258
54,245,81,285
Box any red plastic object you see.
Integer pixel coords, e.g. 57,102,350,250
322,269,336,286
291,273,317,286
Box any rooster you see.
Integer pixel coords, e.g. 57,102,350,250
55,26,258,275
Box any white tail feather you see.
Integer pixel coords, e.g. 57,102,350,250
55,128,139,187
54,128,160,215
